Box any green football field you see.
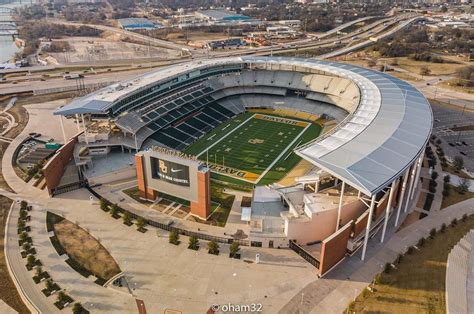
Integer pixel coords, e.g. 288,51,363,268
184,112,321,186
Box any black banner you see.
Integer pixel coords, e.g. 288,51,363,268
151,157,190,187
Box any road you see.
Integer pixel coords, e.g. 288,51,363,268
0,67,153,94
1,13,449,101
319,15,423,59
1,13,416,72
414,80,474,110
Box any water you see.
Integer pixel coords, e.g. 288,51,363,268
0,36,19,63
0,1,24,63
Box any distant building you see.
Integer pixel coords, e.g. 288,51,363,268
66,0,103,4
196,9,251,24
274,20,301,29
205,38,244,49
118,18,159,30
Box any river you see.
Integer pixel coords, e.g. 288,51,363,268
0,1,31,63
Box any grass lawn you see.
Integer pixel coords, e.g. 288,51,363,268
390,71,421,82
441,186,474,209
439,78,474,94
390,57,465,76
54,219,121,281
186,183,236,227
442,164,473,180
184,111,321,185
349,214,474,313
208,183,235,227
122,186,152,205
0,196,30,313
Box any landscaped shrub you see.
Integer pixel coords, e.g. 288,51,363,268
136,217,147,232
33,266,50,284
110,203,120,218
54,291,74,310
417,238,425,247
463,214,468,222
431,171,438,180
22,242,31,252
188,235,199,250
72,302,89,314
443,183,451,197
169,229,180,245
430,228,437,238
395,253,403,264
18,219,26,229
428,179,437,193
208,241,219,255
451,218,458,226
361,287,370,298
19,210,28,220
20,200,28,210
26,255,41,271
383,262,391,273
42,279,60,297
407,246,414,255
229,242,241,259
19,231,32,246
100,198,109,212
444,175,451,183
441,223,447,233
347,301,355,312
374,274,383,285
122,211,133,226
424,193,434,211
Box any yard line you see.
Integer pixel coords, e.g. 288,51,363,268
196,114,256,158
256,123,310,183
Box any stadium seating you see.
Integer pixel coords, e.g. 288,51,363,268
116,66,363,152
148,103,236,149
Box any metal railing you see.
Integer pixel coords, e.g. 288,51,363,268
289,240,320,269
86,185,249,246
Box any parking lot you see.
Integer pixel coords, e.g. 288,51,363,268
431,102,474,172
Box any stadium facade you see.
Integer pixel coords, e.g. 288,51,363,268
52,56,432,275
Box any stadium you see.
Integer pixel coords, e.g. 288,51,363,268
51,56,432,275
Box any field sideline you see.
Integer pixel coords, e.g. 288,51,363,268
184,112,322,185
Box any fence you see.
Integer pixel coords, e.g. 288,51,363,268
86,185,249,246
289,240,320,269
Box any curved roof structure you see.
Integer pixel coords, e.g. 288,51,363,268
55,56,432,196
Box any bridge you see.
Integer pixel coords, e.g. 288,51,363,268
0,6,14,15
0,21,17,36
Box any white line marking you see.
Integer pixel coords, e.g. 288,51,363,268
256,124,310,183
196,114,256,157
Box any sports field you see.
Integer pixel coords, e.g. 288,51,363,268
184,112,321,185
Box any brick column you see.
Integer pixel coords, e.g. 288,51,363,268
135,155,147,199
190,171,211,220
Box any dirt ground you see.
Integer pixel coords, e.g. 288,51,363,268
0,196,30,313
48,37,180,63
54,219,121,280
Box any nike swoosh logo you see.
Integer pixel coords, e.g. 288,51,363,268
171,168,184,173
